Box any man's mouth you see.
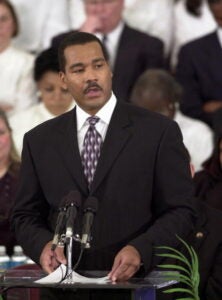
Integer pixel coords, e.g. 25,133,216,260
84,84,102,96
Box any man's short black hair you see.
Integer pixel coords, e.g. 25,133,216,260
58,31,109,72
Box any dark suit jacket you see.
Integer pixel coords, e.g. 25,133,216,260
51,24,164,102
190,203,222,300
176,31,222,126
158,202,222,300
12,102,196,273
112,24,164,101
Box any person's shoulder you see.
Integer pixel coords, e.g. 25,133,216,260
176,111,213,133
10,104,39,127
9,46,34,59
26,108,74,138
123,24,163,46
180,31,217,53
120,102,175,128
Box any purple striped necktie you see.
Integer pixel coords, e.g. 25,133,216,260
81,116,103,188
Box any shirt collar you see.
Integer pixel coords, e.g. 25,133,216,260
76,92,117,131
217,27,222,48
96,21,124,41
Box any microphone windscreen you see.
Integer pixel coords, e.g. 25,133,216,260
83,197,98,213
65,190,82,207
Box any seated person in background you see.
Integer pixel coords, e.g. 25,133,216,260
9,47,75,155
185,149,222,300
69,0,174,57
0,0,37,116
176,0,222,126
53,0,164,102
130,69,213,172
194,124,222,211
172,0,216,69
158,148,222,300
0,109,20,255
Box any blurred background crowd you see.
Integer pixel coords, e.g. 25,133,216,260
0,0,222,298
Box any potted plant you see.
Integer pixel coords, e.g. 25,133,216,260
156,235,200,300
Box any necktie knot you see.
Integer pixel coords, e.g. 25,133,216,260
87,116,99,126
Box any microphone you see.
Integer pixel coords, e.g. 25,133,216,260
81,197,98,249
51,196,69,251
65,190,82,238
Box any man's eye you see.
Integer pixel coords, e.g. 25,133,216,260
74,69,84,73
95,64,103,68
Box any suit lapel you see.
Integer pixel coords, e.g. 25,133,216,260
90,102,133,194
206,32,222,78
56,108,88,195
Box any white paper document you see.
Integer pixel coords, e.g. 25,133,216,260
35,264,110,285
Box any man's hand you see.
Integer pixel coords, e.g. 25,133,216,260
39,241,67,274
0,103,14,112
80,15,102,33
203,100,222,113
108,245,141,282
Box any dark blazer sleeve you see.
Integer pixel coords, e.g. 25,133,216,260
176,44,210,123
176,32,222,126
113,25,164,101
129,120,197,270
11,135,53,263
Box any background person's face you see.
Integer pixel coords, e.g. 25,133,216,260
37,71,73,115
60,41,112,115
84,0,124,33
209,1,222,27
0,4,15,46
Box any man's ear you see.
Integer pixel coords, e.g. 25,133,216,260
59,71,67,89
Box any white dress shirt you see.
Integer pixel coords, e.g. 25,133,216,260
174,110,213,172
0,46,37,115
76,93,117,153
10,101,75,156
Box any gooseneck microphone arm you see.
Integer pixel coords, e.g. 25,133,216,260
51,196,69,251
64,190,82,280
81,197,98,250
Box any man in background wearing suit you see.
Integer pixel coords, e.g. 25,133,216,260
176,0,222,127
12,32,196,299
53,0,164,102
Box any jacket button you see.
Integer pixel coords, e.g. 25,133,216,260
196,232,204,239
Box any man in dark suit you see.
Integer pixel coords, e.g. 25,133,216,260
12,32,196,299
176,0,222,127
52,0,164,102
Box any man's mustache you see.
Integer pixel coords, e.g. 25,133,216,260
84,82,102,94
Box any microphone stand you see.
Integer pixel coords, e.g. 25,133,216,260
66,235,73,281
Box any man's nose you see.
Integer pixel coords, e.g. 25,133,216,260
85,68,98,82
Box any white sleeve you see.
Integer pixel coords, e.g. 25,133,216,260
41,0,71,50
68,0,86,29
14,55,37,113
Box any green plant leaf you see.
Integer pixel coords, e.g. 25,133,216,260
156,235,200,300
176,298,195,300
157,264,190,276
156,246,192,268
156,253,192,270
163,287,195,296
